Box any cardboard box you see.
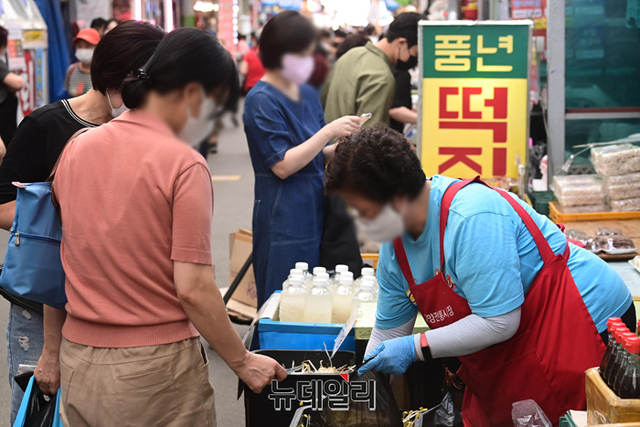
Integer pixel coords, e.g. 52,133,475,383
586,368,640,424
229,229,257,308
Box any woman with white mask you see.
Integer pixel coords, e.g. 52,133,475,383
35,28,286,426
244,10,362,308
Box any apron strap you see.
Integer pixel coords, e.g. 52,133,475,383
491,189,557,265
393,237,416,285
439,176,558,268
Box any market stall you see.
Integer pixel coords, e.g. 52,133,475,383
0,0,48,123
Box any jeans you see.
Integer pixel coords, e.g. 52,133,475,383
6,303,44,425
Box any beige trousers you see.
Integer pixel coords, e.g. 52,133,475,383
59,337,216,427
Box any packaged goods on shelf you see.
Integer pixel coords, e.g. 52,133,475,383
552,175,605,211
591,144,640,176
559,203,608,214
606,183,640,201
596,227,623,236
602,172,640,187
609,197,640,212
595,236,637,253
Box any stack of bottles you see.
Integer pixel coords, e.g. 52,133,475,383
279,262,378,324
599,317,640,398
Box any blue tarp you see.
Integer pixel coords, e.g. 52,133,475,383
34,0,70,102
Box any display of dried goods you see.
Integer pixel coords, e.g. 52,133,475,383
609,197,640,212
591,144,640,176
596,227,623,236
558,203,608,214
551,175,603,198
595,236,636,252
602,172,640,187
605,183,640,201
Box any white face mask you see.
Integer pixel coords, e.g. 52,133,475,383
107,91,129,118
177,90,218,148
75,48,94,64
355,204,405,243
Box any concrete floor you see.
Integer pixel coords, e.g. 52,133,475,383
0,106,256,426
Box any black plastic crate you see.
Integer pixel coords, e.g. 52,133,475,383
244,350,356,427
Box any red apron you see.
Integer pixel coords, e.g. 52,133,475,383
393,178,605,426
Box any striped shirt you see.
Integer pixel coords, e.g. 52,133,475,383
64,63,93,97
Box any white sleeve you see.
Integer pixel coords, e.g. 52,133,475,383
364,314,418,358
422,307,521,359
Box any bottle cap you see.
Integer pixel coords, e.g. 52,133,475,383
313,277,328,287
290,268,303,277
362,276,377,285
359,280,375,291
619,331,637,345
296,262,309,271
335,264,349,273
361,267,375,276
313,267,327,276
289,277,303,287
317,272,330,280
609,321,626,332
339,277,354,286
342,271,354,281
626,337,640,354
607,317,623,327
613,327,630,343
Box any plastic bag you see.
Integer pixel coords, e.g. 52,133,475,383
310,370,403,427
412,393,463,427
13,375,62,427
511,400,551,427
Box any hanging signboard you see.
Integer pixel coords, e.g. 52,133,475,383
418,20,532,179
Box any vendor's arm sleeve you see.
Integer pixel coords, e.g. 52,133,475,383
424,308,521,358
374,243,419,329
365,314,417,357
355,72,394,126
0,115,46,204
246,93,294,169
171,163,214,265
448,211,525,317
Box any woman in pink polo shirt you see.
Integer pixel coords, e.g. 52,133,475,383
35,28,286,426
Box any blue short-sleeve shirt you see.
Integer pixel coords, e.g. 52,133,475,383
376,175,632,333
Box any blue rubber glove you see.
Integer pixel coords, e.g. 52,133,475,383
357,335,417,376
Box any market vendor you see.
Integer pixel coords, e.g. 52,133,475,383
324,125,635,426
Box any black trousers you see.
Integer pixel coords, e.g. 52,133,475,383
600,300,636,344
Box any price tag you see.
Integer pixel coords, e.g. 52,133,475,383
331,308,358,359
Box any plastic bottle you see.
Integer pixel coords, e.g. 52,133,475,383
609,331,637,388
332,276,355,323
619,337,640,398
601,318,625,377
303,277,333,323
614,336,634,395
296,262,313,279
330,264,350,289
605,326,630,385
282,268,304,290
352,277,377,314
279,277,307,322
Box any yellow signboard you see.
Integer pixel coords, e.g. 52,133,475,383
419,21,532,179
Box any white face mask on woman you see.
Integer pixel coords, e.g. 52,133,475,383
107,91,129,118
177,90,218,148
280,54,314,85
355,204,405,243
75,48,94,64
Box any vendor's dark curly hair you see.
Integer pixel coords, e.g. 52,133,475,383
325,125,426,203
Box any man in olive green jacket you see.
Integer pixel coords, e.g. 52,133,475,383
322,12,423,128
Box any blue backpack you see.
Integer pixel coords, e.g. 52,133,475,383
0,182,66,309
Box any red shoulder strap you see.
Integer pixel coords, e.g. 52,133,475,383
393,237,415,285
439,176,557,268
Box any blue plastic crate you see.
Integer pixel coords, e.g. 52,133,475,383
258,318,356,351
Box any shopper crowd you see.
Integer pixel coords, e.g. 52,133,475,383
0,10,425,425
0,4,633,424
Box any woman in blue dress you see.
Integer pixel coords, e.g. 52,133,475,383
244,11,362,307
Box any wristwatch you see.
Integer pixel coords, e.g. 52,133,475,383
420,333,433,361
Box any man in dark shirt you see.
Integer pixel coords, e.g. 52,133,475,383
0,22,164,424
389,60,418,135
